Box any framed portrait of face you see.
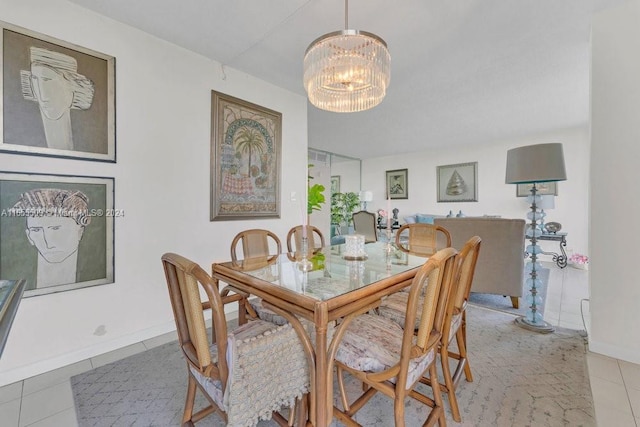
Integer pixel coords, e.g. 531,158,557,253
0,171,115,297
0,21,116,161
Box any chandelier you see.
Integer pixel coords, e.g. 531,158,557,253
303,0,390,113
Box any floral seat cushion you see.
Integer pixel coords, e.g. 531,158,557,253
249,297,288,326
378,292,463,342
335,314,435,389
378,292,422,329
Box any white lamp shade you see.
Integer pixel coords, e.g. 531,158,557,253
537,195,555,210
359,191,373,202
505,143,567,184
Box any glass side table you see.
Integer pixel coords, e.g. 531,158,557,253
530,232,568,268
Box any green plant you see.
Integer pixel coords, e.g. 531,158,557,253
308,183,326,214
307,163,326,214
331,192,360,226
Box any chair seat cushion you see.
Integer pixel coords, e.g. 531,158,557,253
378,292,422,330
249,297,288,326
335,314,435,389
378,293,464,343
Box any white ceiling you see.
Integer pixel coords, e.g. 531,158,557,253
69,0,624,159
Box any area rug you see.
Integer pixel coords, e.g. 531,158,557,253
71,305,594,426
468,267,549,317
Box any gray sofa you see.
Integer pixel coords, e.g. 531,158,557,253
434,217,526,307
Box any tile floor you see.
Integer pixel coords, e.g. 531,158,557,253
0,262,637,426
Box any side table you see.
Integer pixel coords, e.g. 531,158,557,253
531,232,568,268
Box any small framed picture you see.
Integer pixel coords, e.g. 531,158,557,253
386,169,408,199
330,176,340,194
516,182,558,197
437,162,478,202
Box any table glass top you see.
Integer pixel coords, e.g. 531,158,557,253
226,242,427,301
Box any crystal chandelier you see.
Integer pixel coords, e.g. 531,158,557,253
303,0,390,113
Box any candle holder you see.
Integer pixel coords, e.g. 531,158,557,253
297,236,314,272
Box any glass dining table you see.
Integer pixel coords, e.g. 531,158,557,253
211,241,428,427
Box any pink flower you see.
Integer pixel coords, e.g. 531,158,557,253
569,254,589,264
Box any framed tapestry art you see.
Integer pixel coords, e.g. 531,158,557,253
386,169,408,199
0,22,116,162
210,91,281,220
516,182,558,197
0,171,115,297
437,162,478,202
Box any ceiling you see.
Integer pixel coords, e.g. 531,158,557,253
69,0,624,159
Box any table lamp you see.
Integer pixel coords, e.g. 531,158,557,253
359,190,373,211
506,143,566,333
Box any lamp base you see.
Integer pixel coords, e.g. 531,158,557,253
514,316,555,334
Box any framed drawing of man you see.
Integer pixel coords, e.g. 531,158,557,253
210,90,281,220
0,172,115,297
1,21,116,162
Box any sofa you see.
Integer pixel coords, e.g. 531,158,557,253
433,217,526,308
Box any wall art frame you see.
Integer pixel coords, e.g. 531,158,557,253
437,162,478,202
386,168,408,199
516,182,558,197
210,91,281,220
0,171,115,297
330,176,341,194
0,21,116,162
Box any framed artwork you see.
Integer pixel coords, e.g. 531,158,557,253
0,171,115,297
331,176,341,194
386,169,408,199
437,162,478,202
210,91,281,220
516,182,558,197
0,22,116,162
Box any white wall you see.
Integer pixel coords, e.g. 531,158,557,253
0,0,308,385
331,159,361,194
361,126,591,257
590,1,640,364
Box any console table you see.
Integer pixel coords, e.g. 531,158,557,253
531,232,568,268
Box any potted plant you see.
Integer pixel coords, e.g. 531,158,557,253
331,191,360,235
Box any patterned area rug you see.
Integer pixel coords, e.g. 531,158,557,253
71,305,594,426
468,267,550,317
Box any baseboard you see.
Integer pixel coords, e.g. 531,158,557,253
0,308,240,387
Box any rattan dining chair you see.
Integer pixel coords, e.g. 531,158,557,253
330,247,458,427
395,223,452,257
162,253,308,427
377,235,482,422
424,235,481,422
225,229,289,326
352,210,378,243
286,225,325,255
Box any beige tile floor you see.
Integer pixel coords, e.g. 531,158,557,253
0,262,637,426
